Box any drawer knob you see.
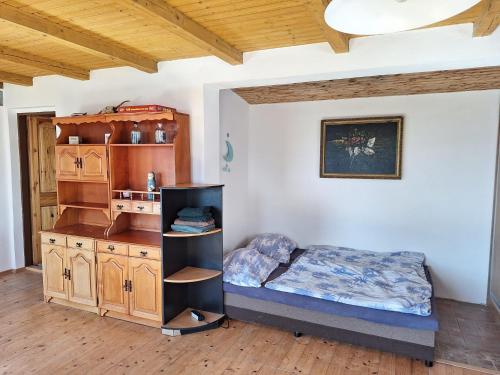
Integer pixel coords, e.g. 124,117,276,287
108,245,115,251
140,251,148,257
137,206,145,211
49,238,56,244
117,204,123,210
76,242,83,248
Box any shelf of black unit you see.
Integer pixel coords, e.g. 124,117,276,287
163,228,222,238
164,266,221,283
163,308,225,330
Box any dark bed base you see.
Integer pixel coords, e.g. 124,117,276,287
225,306,434,364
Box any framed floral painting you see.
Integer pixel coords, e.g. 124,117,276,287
320,116,403,179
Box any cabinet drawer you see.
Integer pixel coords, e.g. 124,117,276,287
129,245,161,260
41,232,66,247
97,241,128,256
112,199,132,212
132,201,153,214
67,236,95,251
153,202,161,215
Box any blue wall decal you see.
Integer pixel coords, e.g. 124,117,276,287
222,132,234,173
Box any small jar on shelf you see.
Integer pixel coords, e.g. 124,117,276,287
155,123,166,144
130,122,142,144
165,122,179,143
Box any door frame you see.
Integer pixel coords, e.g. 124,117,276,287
17,111,56,267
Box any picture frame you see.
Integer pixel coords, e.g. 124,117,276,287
320,116,403,179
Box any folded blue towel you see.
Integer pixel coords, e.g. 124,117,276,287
171,224,216,233
178,214,213,222
177,206,211,218
174,218,215,227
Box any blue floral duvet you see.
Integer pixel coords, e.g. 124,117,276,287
265,245,432,316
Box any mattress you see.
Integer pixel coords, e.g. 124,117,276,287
223,249,439,331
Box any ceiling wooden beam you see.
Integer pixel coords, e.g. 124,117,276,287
473,0,500,37
305,0,350,53
0,71,33,86
122,0,243,65
232,66,500,104
0,3,157,73
0,46,89,80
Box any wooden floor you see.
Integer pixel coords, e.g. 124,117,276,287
0,270,493,375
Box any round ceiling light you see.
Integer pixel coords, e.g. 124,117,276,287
324,0,481,35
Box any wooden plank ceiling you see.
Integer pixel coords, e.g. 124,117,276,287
0,0,498,86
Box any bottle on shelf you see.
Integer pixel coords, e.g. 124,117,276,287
147,172,156,201
165,122,179,143
155,123,166,144
131,122,142,144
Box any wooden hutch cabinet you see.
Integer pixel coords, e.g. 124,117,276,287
41,109,191,327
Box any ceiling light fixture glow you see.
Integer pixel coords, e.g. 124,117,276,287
324,0,481,35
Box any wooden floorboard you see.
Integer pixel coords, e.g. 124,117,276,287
0,270,494,375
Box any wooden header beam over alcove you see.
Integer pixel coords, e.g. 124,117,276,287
232,66,500,104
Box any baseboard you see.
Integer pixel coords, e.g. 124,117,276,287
25,265,43,274
489,293,500,314
436,359,500,375
0,267,25,277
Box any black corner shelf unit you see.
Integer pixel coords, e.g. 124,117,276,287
160,184,225,336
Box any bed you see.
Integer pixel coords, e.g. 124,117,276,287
223,248,438,366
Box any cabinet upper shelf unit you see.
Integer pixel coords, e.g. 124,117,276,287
56,145,108,182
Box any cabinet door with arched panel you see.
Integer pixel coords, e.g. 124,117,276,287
128,257,162,322
66,248,97,307
79,145,108,182
97,253,128,314
41,244,68,300
55,146,79,180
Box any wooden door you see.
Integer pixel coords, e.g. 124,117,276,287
66,248,97,306
41,244,67,300
79,145,108,182
28,117,58,264
128,258,162,321
55,145,79,180
97,253,128,314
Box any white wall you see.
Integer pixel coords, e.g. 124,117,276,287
247,91,500,304
490,128,500,310
0,107,14,272
220,91,250,251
